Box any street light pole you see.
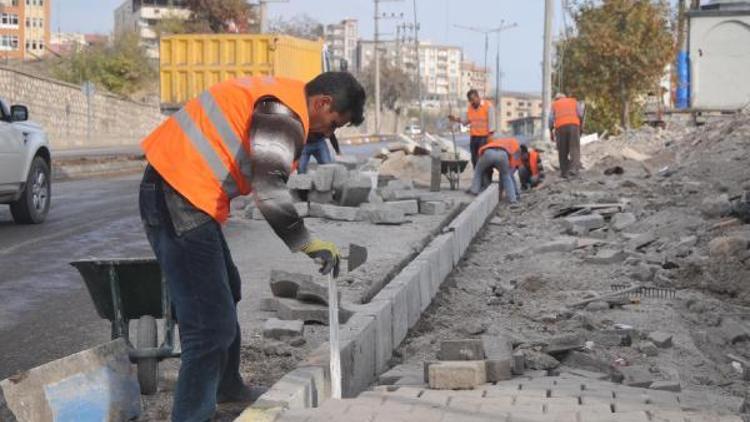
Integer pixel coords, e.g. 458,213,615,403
412,0,424,133
542,0,554,143
373,0,403,135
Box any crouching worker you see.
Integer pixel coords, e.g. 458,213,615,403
138,72,365,421
469,136,522,204
519,145,545,190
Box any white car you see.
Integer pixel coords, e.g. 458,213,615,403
404,124,422,136
0,98,51,224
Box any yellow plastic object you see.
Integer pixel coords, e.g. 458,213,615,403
160,34,323,109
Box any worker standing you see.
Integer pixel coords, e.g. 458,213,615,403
469,137,522,204
549,93,584,178
450,89,496,168
519,145,545,190
138,72,365,421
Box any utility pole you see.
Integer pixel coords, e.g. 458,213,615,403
541,0,554,143
412,0,424,133
258,0,289,33
373,0,403,135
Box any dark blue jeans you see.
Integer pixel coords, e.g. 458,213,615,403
469,136,488,168
139,167,244,422
297,140,333,174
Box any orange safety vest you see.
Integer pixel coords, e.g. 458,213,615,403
552,97,580,129
467,100,492,137
141,76,310,223
528,148,540,176
478,137,522,169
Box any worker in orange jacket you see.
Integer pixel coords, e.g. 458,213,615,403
519,145,545,190
139,73,365,421
549,93,584,178
469,137,521,204
449,89,496,168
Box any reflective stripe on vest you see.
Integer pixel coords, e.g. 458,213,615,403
142,77,309,223
529,148,540,176
478,137,522,168
467,100,491,137
552,97,580,129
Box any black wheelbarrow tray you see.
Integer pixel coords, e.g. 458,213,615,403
70,258,179,395
441,159,469,190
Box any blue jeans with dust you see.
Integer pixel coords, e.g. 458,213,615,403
470,148,519,204
139,167,244,422
297,139,333,174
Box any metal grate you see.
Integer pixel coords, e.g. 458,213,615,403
610,284,676,299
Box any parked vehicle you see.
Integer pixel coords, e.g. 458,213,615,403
405,124,422,136
0,98,51,224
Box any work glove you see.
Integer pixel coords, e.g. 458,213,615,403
301,239,341,278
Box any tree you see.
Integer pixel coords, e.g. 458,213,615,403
555,0,674,133
183,0,257,33
357,60,420,113
267,14,324,40
52,33,156,97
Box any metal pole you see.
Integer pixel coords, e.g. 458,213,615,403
541,0,554,143
495,29,501,133
327,272,342,399
374,0,381,135
413,0,424,133
259,1,268,33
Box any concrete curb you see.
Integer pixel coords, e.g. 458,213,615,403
52,157,146,181
237,185,499,420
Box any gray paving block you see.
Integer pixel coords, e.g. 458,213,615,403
255,366,329,410
373,281,410,348
586,249,626,265
614,365,654,388
562,214,606,232
362,206,407,225
276,298,352,325
420,200,447,215
308,190,334,204
428,361,486,390
287,173,313,190
439,339,485,361
263,318,304,340
340,314,377,397
481,335,513,382
294,202,309,218
380,188,419,201
347,299,393,375
309,203,362,222
385,199,419,216
647,331,673,348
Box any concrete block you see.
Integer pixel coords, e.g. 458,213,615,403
544,333,586,354
287,173,313,190
562,214,605,232
627,232,657,250
260,297,279,312
534,237,578,254
428,233,454,285
340,314,377,397
263,318,304,340
338,174,373,207
481,335,513,382
335,155,360,170
385,199,419,215
347,299,394,375
512,350,526,375
253,366,328,410
309,203,362,222
419,200,447,215
252,207,265,220
276,298,352,325
373,281,410,348
312,164,343,191
585,249,626,265
647,331,673,348
428,361,486,390
636,341,658,357
269,270,336,305
362,206,407,225
439,339,485,361
308,190,334,204
294,202,309,218
614,365,654,388
413,259,434,313
0,339,140,422
649,380,681,392
380,189,419,201
386,179,414,190
611,212,637,231
395,266,423,329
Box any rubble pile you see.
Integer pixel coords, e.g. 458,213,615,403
392,111,750,415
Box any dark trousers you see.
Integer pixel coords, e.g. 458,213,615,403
139,167,244,422
469,136,488,168
555,124,581,178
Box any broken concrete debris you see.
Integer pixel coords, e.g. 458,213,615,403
647,331,673,348
262,318,304,340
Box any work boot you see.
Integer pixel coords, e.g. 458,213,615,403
217,384,268,404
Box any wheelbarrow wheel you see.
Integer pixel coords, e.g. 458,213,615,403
136,316,159,395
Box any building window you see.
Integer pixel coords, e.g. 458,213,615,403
1,35,19,50
506,112,512,117
1,13,19,28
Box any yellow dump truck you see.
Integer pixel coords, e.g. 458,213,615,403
159,34,324,111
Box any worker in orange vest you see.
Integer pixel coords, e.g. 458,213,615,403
549,93,585,178
139,73,365,421
519,145,545,190
470,137,522,204
449,89,496,168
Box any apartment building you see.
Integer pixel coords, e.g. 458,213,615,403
497,91,543,133
460,61,490,98
0,0,51,60
324,18,357,71
114,0,190,59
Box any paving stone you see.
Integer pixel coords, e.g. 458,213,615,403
708,236,749,258
362,206,407,225
584,301,610,312
534,237,578,254
649,380,681,392
544,333,586,354
380,189,419,201
270,270,338,305
308,190,334,204
562,214,606,232
647,331,673,348
562,351,612,373
614,365,654,388
611,212,637,231
636,341,658,357
338,174,373,207
294,202,309,218
349,299,393,375
512,350,526,375
439,339,485,361
427,361,486,390
386,179,414,190
288,173,313,190
263,318,304,340
385,199,419,216
419,200,447,215
523,350,560,370
340,314,378,396
481,335,513,382
586,249,626,265
260,297,279,312
373,281,409,348
276,298,352,325
309,203,363,222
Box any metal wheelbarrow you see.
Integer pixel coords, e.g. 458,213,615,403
70,258,179,395
441,159,469,190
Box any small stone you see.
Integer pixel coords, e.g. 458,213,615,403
523,350,560,370
263,341,293,357
627,233,657,250
647,331,673,348
611,212,637,231
544,333,586,354
288,337,307,347
650,380,681,392
636,341,658,357
263,318,304,340
584,301,610,312
700,194,732,219
463,322,487,336
614,365,654,388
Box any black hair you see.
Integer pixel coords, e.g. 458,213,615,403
305,72,366,126
466,89,479,100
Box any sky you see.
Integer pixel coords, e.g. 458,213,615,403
54,1,579,93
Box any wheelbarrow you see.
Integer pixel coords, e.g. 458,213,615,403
70,258,179,395
441,159,469,190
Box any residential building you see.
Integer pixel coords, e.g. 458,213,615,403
357,39,462,101
0,0,51,60
325,18,357,71
114,0,190,59
460,61,490,98
497,91,543,133
49,32,108,55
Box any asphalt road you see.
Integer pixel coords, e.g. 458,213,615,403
0,174,151,380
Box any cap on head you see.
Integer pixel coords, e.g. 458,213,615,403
554,93,565,100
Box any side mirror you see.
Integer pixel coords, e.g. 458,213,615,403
10,105,28,122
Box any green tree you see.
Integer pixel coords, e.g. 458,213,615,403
555,0,674,133
52,33,155,97
357,60,420,113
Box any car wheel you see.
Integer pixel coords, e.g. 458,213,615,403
10,156,51,224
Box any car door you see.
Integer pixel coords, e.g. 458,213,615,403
0,119,25,193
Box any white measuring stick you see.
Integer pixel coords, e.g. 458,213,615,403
327,271,342,399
